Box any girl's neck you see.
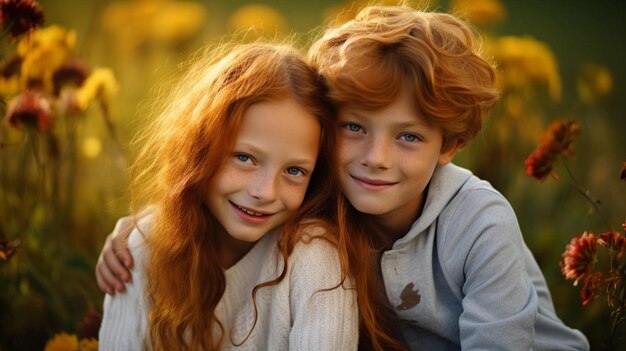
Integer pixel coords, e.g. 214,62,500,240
215,228,257,268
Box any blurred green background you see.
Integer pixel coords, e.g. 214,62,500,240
1,0,624,349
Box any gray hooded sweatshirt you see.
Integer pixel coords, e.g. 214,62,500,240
381,163,589,350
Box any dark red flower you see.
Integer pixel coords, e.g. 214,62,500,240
52,59,90,96
0,54,22,78
78,308,102,339
597,231,624,251
545,119,580,157
5,91,52,132
525,119,580,181
525,145,556,181
580,272,602,306
561,231,597,286
0,0,44,38
0,239,19,261
621,162,625,182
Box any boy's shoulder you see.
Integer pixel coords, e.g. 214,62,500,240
417,163,522,253
435,163,509,208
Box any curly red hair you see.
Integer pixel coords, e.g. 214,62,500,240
309,5,500,350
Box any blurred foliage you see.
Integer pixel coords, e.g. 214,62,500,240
0,0,624,349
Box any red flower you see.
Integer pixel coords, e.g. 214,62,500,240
0,0,44,38
597,231,624,251
52,59,90,96
0,239,18,261
525,145,557,181
561,231,597,286
5,91,52,132
78,308,102,339
621,162,626,182
580,272,602,306
525,119,580,181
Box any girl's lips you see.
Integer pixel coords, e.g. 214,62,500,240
350,175,397,190
229,201,274,224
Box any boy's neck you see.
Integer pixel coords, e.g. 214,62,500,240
371,191,427,249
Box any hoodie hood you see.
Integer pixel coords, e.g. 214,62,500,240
392,162,473,248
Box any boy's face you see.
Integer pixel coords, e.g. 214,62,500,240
206,98,320,246
337,91,458,232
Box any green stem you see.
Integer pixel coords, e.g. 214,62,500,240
561,158,613,232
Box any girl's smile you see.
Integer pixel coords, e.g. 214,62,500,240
230,201,275,224
206,98,321,247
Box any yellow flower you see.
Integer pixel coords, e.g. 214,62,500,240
0,75,20,97
75,68,119,111
489,36,562,101
78,338,98,351
324,0,436,26
81,137,102,159
101,1,206,52
17,25,76,57
44,333,79,351
450,0,506,27
228,4,287,37
577,63,612,105
17,25,76,94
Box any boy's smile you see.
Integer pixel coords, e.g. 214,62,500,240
350,174,398,190
337,91,458,236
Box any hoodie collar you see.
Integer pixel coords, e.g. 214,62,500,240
391,163,473,249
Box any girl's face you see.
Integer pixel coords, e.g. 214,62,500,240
206,98,321,246
336,91,458,235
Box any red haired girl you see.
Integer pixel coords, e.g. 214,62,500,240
98,43,358,350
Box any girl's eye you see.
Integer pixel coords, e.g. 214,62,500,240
343,123,363,133
399,134,420,142
286,167,306,177
235,153,253,164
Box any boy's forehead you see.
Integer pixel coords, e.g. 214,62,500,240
338,103,430,127
339,90,423,119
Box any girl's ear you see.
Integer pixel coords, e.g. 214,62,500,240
438,141,460,165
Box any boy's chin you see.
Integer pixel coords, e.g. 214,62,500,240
346,196,389,216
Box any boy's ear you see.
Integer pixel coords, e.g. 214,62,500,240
438,141,461,165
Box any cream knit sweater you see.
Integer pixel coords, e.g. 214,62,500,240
99,218,358,350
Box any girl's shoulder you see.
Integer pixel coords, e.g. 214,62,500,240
288,220,346,281
291,220,339,258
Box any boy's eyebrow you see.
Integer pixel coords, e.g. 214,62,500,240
343,111,428,129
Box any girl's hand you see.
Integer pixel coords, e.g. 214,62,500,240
96,216,135,295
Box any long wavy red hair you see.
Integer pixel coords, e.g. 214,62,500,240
309,5,499,350
129,42,344,350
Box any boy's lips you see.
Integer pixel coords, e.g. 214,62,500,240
350,174,398,190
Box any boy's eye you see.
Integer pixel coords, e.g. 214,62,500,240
286,167,306,177
399,134,420,142
342,123,363,133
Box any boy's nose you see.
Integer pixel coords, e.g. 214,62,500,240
361,137,392,169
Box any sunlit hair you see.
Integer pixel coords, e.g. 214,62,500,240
310,5,499,151
129,42,342,350
309,5,499,350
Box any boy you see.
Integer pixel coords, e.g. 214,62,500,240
97,5,589,350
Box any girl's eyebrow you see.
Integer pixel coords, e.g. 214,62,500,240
235,141,317,167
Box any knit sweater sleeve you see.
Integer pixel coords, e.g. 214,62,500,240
98,227,150,350
439,187,538,350
287,231,359,350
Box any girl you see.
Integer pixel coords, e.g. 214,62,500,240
98,43,358,350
